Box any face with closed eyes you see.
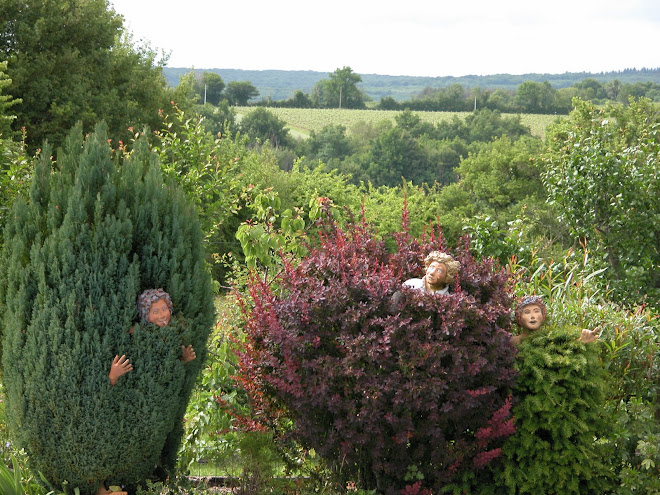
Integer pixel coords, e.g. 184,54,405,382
148,298,171,327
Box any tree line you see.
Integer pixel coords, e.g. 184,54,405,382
178,66,660,114
163,66,660,102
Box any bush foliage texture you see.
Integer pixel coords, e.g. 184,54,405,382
498,326,613,494
240,215,517,494
0,125,215,494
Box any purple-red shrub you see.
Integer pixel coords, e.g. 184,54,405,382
239,218,517,494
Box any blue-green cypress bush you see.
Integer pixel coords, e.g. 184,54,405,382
0,125,215,494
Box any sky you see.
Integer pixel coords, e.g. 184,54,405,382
109,0,660,78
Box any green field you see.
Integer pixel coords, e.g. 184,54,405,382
235,107,561,140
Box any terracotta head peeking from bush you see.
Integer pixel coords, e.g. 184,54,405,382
513,295,599,345
424,251,460,286
137,288,173,327
514,295,547,331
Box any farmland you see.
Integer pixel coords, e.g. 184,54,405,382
234,107,562,139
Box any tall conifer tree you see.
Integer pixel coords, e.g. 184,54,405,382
0,125,215,494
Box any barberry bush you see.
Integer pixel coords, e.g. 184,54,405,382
239,216,517,494
0,125,215,494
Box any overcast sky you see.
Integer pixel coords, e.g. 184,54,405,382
109,0,660,77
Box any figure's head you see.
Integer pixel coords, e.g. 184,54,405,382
137,288,173,327
514,296,547,332
423,251,460,288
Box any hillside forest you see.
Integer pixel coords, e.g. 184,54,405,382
1,1,660,494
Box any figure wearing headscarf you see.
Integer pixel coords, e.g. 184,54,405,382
107,289,196,386
511,295,600,345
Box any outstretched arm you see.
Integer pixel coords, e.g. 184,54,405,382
181,345,196,363
108,354,133,386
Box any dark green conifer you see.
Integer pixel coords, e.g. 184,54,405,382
498,325,613,494
0,125,215,494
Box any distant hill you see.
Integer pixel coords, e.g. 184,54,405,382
162,67,660,102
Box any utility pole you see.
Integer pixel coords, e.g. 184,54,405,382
204,84,207,105
339,86,343,109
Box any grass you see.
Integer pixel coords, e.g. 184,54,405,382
234,107,561,140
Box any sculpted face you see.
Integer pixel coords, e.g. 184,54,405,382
148,298,171,327
520,304,545,331
425,261,448,289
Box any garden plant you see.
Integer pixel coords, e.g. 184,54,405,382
0,125,215,494
238,214,518,494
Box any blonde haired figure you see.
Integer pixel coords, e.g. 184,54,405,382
402,251,460,295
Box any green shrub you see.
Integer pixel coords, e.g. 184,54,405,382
498,325,614,494
0,125,215,494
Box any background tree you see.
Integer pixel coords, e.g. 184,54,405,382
0,0,170,150
377,96,400,110
513,81,556,113
298,124,353,165
543,97,660,306
0,125,215,494
196,71,225,105
240,107,291,148
433,135,552,251
285,90,313,108
313,66,366,109
225,81,259,106
357,127,431,186
197,101,238,136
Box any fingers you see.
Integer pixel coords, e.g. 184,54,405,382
113,355,132,369
181,345,197,362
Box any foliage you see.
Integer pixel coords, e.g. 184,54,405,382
497,325,613,494
240,108,292,148
432,135,561,250
298,124,354,164
0,60,20,139
608,398,660,495
0,132,30,247
313,67,366,109
197,72,226,106
151,103,261,284
235,107,557,140
433,109,531,144
512,81,559,113
0,0,169,150
508,245,660,494
363,126,436,186
225,81,259,106
197,101,238,137
0,454,49,495
0,59,30,246
543,97,660,307
238,217,517,494
152,104,238,239
0,125,215,494
235,189,309,271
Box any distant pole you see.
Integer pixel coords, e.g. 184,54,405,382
339,86,343,109
474,96,477,111
204,84,207,105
